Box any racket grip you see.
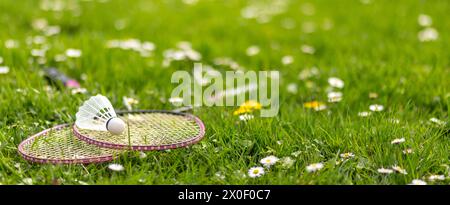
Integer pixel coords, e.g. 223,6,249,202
44,67,80,88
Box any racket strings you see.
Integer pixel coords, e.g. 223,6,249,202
21,127,117,160
77,113,201,146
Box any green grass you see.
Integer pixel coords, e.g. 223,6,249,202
0,0,449,185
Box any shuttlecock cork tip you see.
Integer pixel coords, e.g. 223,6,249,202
106,117,126,135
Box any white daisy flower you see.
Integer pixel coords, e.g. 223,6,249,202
280,157,295,168
260,155,279,167
391,138,405,145
65,49,82,58
358,111,371,117
108,163,124,172
301,44,315,54
71,88,87,95
377,168,394,174
418,27,439,42
281,55,294,65
429,118,446,126
409,179,427,185
286,83,298,94
418,14,432,27
392,165,407,175
248,167,265,178
246,46,260,56
403,148,413,154
428,175,445,181
0,66,9,74
328,77,344,89
369,104,384,112
306,163,324,173
327,91,343,103
239,114,254,121
339,152,355,159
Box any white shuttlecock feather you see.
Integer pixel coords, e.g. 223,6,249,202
75,94,125,135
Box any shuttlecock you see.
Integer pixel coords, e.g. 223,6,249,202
76,94,125,135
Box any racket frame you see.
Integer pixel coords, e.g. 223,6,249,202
73,110,206,151
18,124,116,164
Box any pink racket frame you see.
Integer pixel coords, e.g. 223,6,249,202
18,124,115,164
73,110,206,151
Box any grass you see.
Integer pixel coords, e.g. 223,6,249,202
0,0,449,185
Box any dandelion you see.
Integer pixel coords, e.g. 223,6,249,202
281,55,294,65
339,152,355,159
108,163,124,172
428,175,445,181
429,118,446,126
123,96,139,111
260,155,279,167
233,100,262,115
392,166,407,175
328,77,344,89
0,66,9,74
301,44,315,54
280,157,295,168
239,114,254,121
65,49,82,58
303,101,327,111
377,168,394,174
286,83,298,94
391,138,405,145
358,111,371,117
327,91,343,103
418,27,439,42
246,45,260,56
369,104,384,112
248,167,265,178
418,14,432,27
306,163,323,173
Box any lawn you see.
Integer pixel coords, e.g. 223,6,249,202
0,0,449,185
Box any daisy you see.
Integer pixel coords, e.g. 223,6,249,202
418,14,432,27
286,83,298,94
108,163,124,172
358,111,371,117
327,91,343,103
0,66,9,74
301,44,315,54
377,168,394,174
428,175,445,181
246,46,260,56
429,118,446,126
239,114,254,121
260,155,279,167
409,179,427,185
248,167,265,178
402,148,413,154
280,157,295,168
392,166,407,175
418,27,439,42
281,55,294,65
65,49,82,58
328,77,344,89
391,138,405,145
369,104,384,112
339,152,355,159
306,163,323,173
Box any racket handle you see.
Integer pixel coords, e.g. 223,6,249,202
44,67,80,88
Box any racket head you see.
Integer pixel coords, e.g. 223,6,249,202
73,110,206,151
18,124,121,164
